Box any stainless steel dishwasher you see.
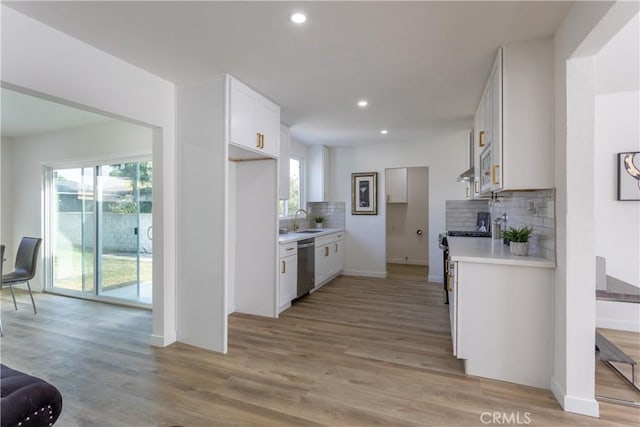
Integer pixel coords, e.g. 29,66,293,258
296,239,315,298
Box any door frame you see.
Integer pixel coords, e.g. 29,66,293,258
43,155,152,309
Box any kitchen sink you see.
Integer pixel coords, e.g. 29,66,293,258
297,230,323,234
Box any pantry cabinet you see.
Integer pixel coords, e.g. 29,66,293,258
474,38,553,195
229,76,280,159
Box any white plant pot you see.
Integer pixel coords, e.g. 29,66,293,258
315,223,323,229
510,241,529,256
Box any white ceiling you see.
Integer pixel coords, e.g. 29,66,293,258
1,88,114,138
3,1,574,146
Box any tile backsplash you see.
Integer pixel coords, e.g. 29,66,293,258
445,200,491,231
280,202,345,231
445,189,556,260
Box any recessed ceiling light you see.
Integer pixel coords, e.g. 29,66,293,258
290,13,307,24
380,129,388,134
358,100,368,108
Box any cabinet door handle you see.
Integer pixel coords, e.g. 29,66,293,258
281,260,286,274
286,247,295,251
492,165,500,185
260,134,265,148
386,194,390,202
256,133,261,148
325,246,329,257
479,131,485,147
334,243,338,253
474,180,479,194
465,187,470,198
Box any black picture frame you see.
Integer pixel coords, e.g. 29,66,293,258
352,172,378,215
617,152,640,201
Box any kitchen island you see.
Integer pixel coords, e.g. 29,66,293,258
447,237,555,389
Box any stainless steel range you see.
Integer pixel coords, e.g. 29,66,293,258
438,230,492,304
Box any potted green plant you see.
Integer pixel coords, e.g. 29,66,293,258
502,225,534,256
314,215,325,229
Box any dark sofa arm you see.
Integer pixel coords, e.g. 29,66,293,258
1,364,63,427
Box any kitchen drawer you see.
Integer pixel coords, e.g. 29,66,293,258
279,242,297,258
315,232,343,248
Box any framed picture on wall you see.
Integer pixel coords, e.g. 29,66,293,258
352,172,378,215
617,152,640,201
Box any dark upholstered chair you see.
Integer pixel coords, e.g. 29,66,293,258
1,364,63,426
2,237,42,314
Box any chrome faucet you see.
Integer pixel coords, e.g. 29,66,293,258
293,209,307,231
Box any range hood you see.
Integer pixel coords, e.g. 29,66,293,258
457,130,475,182
457,166,474,182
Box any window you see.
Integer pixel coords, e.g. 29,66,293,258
279,156,304,217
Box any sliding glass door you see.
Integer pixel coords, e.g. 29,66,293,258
49,161,152,305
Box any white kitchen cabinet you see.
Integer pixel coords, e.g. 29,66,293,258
308,145,331,201
278,124,290,200
449,259,553,388
229,76,280,159
313,232,344,290
385,168,408,203
332,238,345,276
474,38,553,195
278,244,298,313
315,245,330,286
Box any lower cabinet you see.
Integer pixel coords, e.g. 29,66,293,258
450,260,553,389
278,243,297,313
314,232,344,290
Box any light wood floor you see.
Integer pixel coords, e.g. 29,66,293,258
1,264,638,426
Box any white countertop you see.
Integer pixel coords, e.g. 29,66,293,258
448,237,556,268
278,228,344,244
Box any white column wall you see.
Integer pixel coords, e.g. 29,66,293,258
552,0,638,417
1,6,177,346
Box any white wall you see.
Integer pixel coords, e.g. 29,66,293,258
594,13,640,334
0,139,14,261
594,91,640,287
289,138,308,161
552,0,638,417
594,14,640,288
331,130,467,279
1,120,152,290
1,5,177,346
386,167,429,265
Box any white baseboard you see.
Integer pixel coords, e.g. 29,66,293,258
428,274,444,283
596,300,640,332
551,377,599,418
342,269,388,279
150,331,177,348
387,258,428,266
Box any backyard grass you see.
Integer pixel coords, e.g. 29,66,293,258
54,246,152,292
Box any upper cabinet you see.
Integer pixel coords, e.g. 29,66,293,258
385,168,408,203
229,76,280,159
308,145,331,202
474,38,553,195
278,124,290,200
